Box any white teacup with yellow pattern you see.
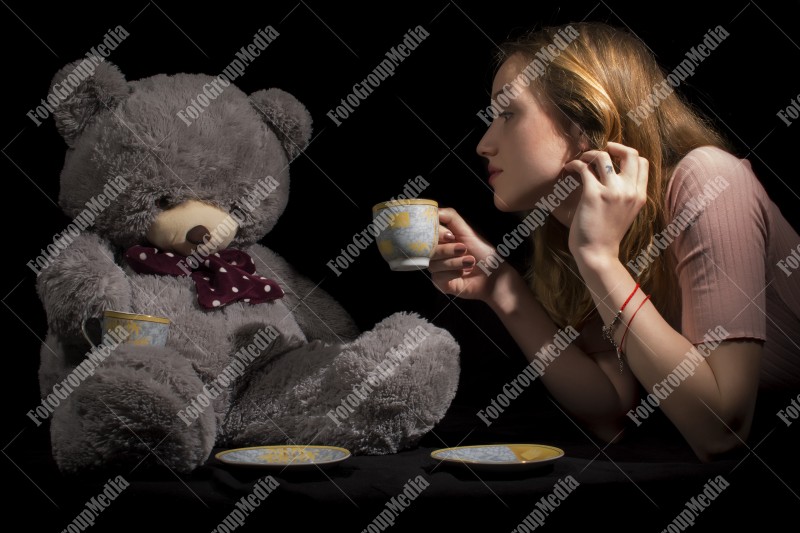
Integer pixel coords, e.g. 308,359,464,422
372,199,439,271
82,310,170,348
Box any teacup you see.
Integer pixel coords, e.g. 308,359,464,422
82,310,171,348
372,199,439,271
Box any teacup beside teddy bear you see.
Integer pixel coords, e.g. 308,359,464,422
35,58,460,473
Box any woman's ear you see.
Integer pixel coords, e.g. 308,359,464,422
569,122,590,151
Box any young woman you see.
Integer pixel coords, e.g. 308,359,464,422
429,22,800,461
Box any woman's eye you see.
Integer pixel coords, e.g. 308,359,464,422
497,111,513,121
155,196,170,209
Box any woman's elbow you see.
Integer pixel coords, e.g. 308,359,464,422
689,426,750,463
586,419,627,445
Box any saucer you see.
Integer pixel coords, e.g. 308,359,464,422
431,444,564,471
215,445,351,470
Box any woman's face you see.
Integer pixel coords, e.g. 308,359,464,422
476,54,582,223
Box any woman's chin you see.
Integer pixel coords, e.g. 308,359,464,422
493,193,519,212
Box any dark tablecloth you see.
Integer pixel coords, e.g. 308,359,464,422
10,390,800,532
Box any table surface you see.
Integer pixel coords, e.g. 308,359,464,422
7,395,800,531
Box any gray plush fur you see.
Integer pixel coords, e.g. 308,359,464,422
37,60,460,473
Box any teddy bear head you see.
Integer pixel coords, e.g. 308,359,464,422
50,59,312,255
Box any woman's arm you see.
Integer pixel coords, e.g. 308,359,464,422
430,208,639,441
576,254,761,461
486,265,640,442
566,142,762,461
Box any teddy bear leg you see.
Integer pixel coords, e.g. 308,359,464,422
50,345,216,473
326,312,461,453
225,313,459,455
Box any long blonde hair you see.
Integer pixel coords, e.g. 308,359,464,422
497,22,730,330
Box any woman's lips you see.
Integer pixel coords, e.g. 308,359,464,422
488,169,502,184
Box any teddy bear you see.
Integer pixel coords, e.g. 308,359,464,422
34,57,460,473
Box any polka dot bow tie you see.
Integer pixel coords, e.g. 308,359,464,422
124,245,284,309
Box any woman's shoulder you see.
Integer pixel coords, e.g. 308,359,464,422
666,145,763,212
674,145,748,176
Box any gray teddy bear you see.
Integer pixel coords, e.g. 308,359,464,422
35,58,460,473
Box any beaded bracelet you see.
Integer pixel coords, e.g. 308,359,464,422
601,282,639,373
619,294,651,359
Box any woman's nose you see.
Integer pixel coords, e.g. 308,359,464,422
476,129,497,158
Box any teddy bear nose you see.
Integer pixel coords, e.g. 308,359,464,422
186,225,210,245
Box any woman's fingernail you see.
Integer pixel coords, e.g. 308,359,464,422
444,231,455,241
462,258,475,267
454,244,467,254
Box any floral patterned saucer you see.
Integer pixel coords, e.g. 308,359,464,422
431,444,564,471
215,445,351,470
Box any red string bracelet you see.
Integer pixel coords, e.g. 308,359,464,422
619,294,651,360
601,282,640,372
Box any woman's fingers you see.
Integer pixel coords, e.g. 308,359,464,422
428,255,475,273
637,156,649,197
563,159,602,195
431,242,467,261
439,225,455,242
438,207,459,225
431,270,466,295
605,142,641,178
578,150,617,184
439,207,475,237
574,147,648,199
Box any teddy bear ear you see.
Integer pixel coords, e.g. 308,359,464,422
249,88,313,160
50,59,129,146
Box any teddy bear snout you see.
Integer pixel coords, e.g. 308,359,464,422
186,225,210,245
145,199,238,256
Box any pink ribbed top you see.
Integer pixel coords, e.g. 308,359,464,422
665,146,800,389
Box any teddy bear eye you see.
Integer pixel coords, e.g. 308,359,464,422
155,196,171,209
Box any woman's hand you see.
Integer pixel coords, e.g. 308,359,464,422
564,142,649,268
428,207,510,302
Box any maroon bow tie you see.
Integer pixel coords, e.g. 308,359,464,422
124,245,283,309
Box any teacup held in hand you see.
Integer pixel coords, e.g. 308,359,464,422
372,199,439,271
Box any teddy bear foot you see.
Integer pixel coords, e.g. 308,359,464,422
50,345,216,474
225,312,459,455
327,312,461,454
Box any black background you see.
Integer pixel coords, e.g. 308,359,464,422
3,1,800,530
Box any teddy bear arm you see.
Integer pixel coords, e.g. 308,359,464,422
36,232,132,342
246,243,360,343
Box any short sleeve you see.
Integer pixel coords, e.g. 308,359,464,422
665,147,769,344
